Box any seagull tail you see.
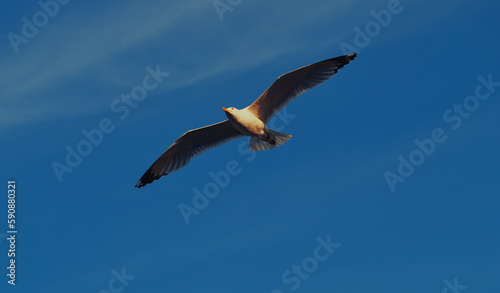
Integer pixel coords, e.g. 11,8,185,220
249,129,292,152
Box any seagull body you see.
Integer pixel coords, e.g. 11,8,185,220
136,53,357,188
222,107,287,149
223,107,265,138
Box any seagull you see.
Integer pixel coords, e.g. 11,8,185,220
135,53,357,188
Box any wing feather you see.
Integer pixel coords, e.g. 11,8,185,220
247,54,357,124
135,120,242,188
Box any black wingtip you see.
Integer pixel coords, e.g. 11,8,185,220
325,53,357,66
135,178,151,189
135,171,169,189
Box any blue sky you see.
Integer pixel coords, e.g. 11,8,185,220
1,0,499,292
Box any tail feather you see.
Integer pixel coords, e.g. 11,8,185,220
270,129,292,146
249,129,292,152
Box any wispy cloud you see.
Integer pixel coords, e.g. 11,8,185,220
0,0,360,129
0,0,205,128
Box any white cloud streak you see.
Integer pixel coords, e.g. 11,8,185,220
0,0,364,129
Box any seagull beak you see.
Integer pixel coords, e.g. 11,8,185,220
222,107,228,112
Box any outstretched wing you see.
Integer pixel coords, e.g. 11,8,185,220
135,120,243,188
247,53,357,124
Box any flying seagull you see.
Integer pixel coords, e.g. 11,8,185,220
135,53,357,188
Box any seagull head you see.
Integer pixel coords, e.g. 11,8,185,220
222,107,238,117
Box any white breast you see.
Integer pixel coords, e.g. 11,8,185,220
227,108,266,136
